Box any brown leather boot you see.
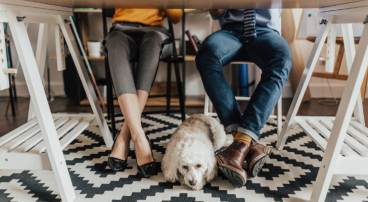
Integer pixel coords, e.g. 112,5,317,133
245,140,271,177
215,141,249,188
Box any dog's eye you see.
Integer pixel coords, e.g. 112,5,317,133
196,164,201,168
183,166,188,169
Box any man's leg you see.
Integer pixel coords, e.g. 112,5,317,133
196,29,244,133
196,29,251,188
240,27,292,177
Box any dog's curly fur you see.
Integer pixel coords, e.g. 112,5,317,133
162,114,226,190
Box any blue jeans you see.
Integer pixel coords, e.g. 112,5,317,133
195,25,292,141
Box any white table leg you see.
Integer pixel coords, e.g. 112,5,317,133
277,97,282,135
276,16,334,150
56,15,113,148
204,93,210,115
55,24,66,71
28,23,49,121
325,24,336,72
342,23,365,126
6,11,75,202
208,96,214,113
310,23,368,202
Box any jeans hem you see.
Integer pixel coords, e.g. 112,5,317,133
237,126,259,142
225,123,239,134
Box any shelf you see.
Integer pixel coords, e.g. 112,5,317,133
74,9,208,13
73,9,205,14
185,55,196,61
184,9,208,13
0,114,95,170
74,9,102,13
83,55,196,61
294,116,367,157
80,96,204,107
83,56,105,61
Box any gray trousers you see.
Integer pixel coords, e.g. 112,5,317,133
104,23,172,96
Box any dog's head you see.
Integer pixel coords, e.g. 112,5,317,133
177,155,217,190
162,133,218,190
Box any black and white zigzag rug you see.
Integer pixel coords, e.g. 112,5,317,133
1,114,368,202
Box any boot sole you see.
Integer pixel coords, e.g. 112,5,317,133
249,154,269,177
218,166,246,188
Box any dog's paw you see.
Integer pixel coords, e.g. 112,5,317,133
191,185,203,190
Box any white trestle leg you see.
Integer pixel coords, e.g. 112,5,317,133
276,16,334,150
0,1,118,201
310,23,368,202
57,15,113,148
341,23,365,126
28,23,50,121
4,10,76,202
276,3,368,200
54,24,66,71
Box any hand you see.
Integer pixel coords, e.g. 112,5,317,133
209,9,225,17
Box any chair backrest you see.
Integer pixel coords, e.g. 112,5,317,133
102,9,115,37
102,9,185,58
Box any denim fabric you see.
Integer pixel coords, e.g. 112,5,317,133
195,25,292,141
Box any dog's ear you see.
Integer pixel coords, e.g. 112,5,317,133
161,153,179,182
204,156,218,182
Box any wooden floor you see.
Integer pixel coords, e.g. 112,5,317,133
1,97,368,136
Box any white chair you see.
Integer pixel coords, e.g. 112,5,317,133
204,61,283,135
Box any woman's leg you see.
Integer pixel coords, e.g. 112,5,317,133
110,29,169,164
117,92,153,166
104,31,138,160
109,90,148,161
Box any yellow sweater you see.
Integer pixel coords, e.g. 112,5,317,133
112,9,182,26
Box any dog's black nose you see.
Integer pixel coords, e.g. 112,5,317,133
189,180,197,186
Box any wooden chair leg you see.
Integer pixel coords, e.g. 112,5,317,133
174,62,186,122
107,66,116,135
166,62,171,116
7,74,15,116
12,75,17,102
105,59,111,120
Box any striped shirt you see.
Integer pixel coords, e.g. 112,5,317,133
211,9,282,34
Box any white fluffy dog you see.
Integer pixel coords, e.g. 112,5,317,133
162,114,227,190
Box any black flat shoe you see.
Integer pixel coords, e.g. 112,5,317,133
136,134,157,178
107,131,129,171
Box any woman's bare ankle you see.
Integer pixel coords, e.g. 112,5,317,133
110,130,130,160
132,131,154,166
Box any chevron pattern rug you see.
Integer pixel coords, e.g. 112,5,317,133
1,114,368,202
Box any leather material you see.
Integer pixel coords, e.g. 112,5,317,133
107,156,128,171
137,161,157,178
215,141,249,181
245,140,271,173
107,131,129,171
136,134,157,178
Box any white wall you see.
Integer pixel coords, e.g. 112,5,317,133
292,9,364,98
0,23,65,97
1,9,366,99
